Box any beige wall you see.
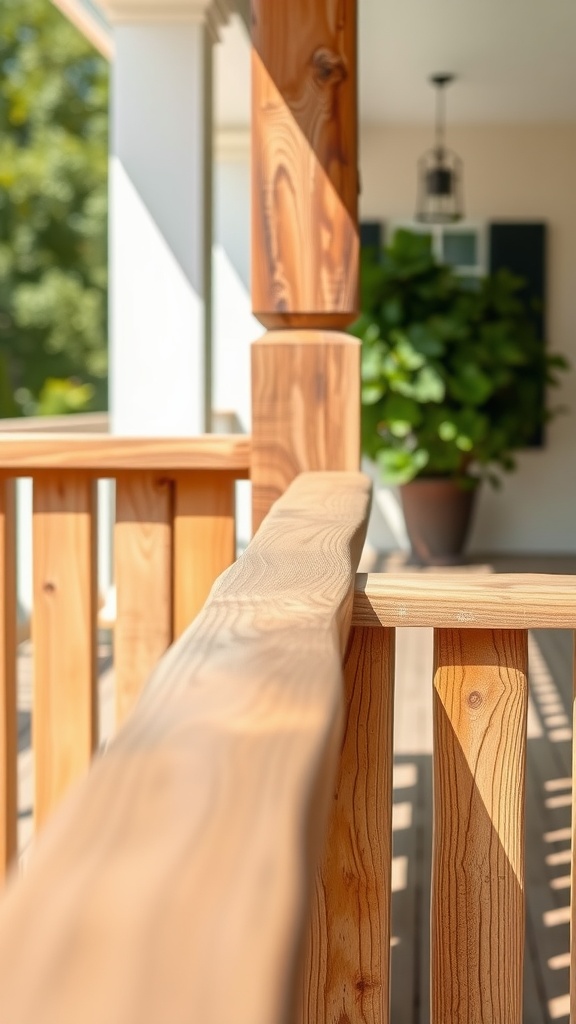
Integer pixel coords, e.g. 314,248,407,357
359,123,576,554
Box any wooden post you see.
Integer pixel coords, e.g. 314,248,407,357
300,626,395,1024
172,471,236,637
0,479,16,881
115,472,173,726
252,331,360,529
251,2,367,1018
250,0,360,527
33,472,98,828
565,630,569,1024
432,629,528,1024
251,0,358,329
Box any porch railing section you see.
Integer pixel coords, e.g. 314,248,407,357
0,433,250,869
0,469,574,1024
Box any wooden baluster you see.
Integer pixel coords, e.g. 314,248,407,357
33,472,97,828
565,630,569,1024
301,626,395,1024
0,478,16,880
172,471,236,638
432,628,528,1024
115,472,173,725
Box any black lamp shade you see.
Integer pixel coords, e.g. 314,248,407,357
416,148,464,224
416,74,464,224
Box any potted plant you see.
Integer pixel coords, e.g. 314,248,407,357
350,229,569,564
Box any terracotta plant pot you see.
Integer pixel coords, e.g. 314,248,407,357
400,477,478,566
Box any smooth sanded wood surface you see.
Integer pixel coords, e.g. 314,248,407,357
0,479,16,881
32,472,97,829
114,472,173,726
0,471,371,1024
173,472,236,638
354,573,576,629
0,434,250,475
432,629,528,1024
571,632,576,1024
300,626,395,1024
251,332,360,530
251,0,358,326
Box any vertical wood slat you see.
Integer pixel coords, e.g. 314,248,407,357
251,332,360,530
115,472,173,726
565,630,569,1024
251,0,358,328
432,628,528,1024
0,478,17,880
172,471,236,638
300,626,395,1024
33,472,97,829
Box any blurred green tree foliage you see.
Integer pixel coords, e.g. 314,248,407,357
0,0,108,416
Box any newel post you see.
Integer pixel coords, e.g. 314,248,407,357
250,5,393,1024
250,0,361,529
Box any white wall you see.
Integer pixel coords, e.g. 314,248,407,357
213,145,261,545
213,151,260,433
360,123,576,554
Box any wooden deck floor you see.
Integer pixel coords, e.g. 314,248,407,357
15,554,576,1023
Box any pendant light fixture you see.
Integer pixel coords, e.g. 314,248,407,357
416,73,464,224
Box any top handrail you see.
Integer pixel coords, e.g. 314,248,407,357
0,433,251,474
354,572,576,629
0,471,371,1024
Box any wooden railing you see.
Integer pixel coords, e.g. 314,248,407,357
0,469,575,1024
0,433,250,873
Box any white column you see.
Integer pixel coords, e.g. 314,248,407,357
100,0,230,435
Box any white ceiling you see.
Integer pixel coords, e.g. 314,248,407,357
216,0,576,127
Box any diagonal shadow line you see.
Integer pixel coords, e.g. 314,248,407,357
431,694,525,1023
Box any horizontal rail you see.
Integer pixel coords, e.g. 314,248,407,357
0,434,251,475
353,572,576,629
0,471,371,1024
0,413,109,434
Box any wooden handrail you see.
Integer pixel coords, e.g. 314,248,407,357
0,434,251,475
0,471,371,1024
354,572,576,629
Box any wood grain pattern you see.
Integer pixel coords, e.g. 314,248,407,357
173,472,236,637
571,630,576,1024
251,331,360,529
354,573,576,629
432,629,528,1024
0,471,371,1024
115,473,173,725
300,625,395,1024
32,472,97,828
251,0,358,325
0,479,16,881
0,434,250,475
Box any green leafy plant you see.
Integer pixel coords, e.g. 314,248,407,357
0,0,109,416
350,229,569,488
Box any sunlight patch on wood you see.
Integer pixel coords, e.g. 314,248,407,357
548,993,570,1019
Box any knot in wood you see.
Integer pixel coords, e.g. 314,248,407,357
468,690,483,709
43,581,56,595
311,47,347,86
